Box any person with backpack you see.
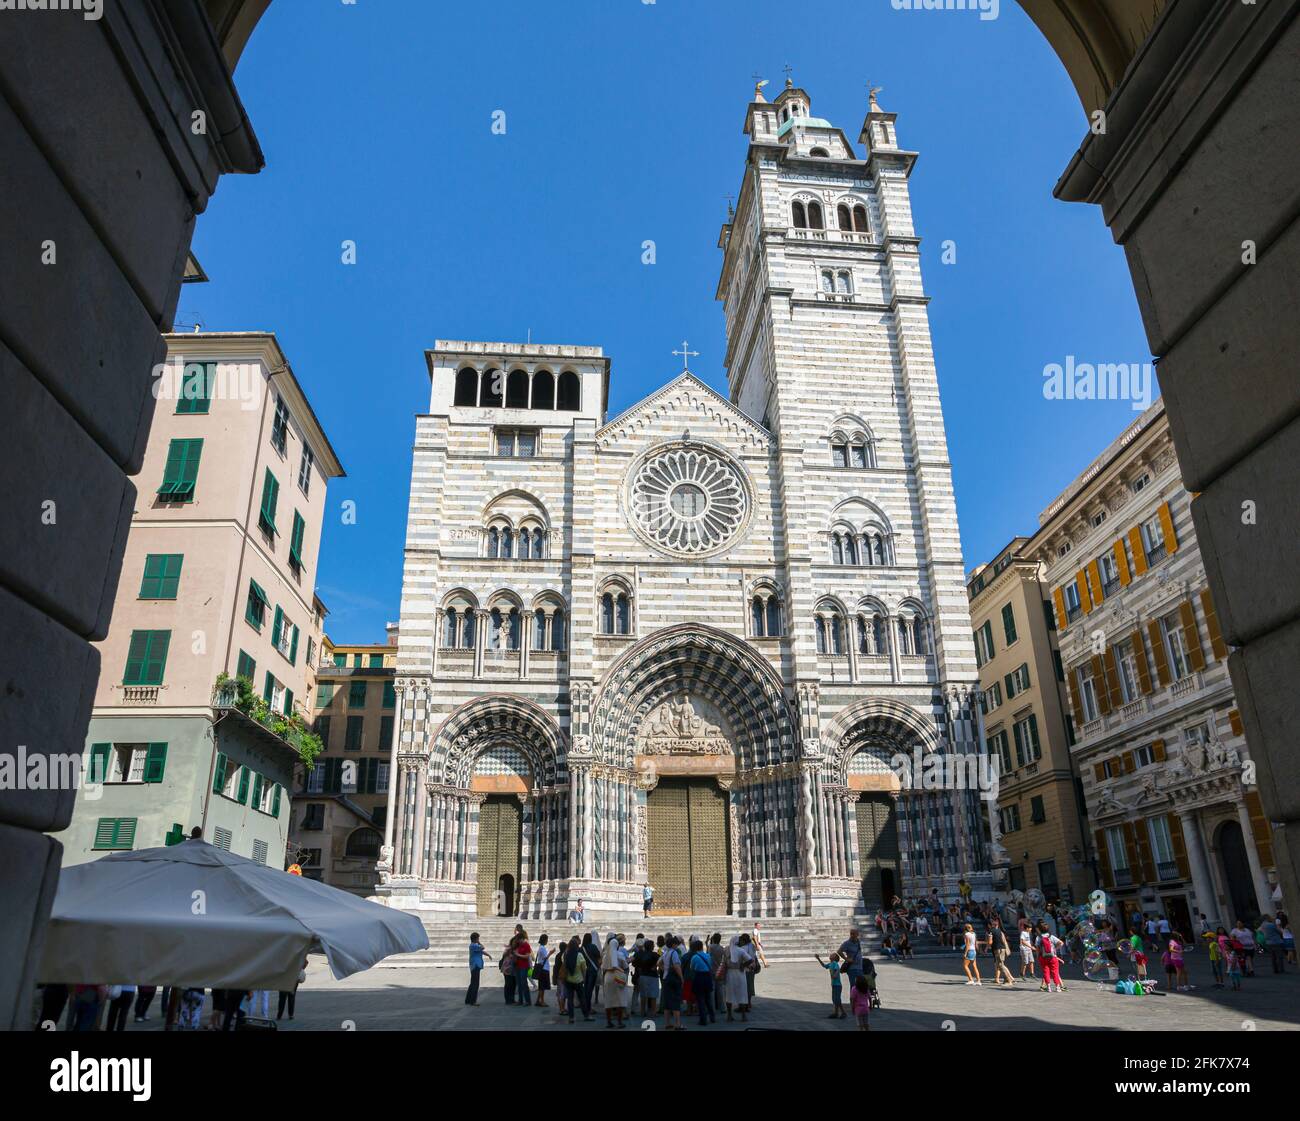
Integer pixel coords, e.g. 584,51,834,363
1229,919,1256,976
689,939,716,1026
1036,921,1065,993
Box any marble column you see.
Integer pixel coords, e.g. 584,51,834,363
1236,798,1274,916
1178,808,1218,928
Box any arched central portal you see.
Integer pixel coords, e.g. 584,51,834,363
637,694,736,915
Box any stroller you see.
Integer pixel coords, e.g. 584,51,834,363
863,958,882,1009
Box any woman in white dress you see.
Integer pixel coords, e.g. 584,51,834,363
600,934,629,1028
724,934,754,1021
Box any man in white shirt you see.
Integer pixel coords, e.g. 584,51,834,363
1157,915,1171,945
1018,924,1036,979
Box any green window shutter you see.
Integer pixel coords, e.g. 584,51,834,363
271,784,282,817
263,671,275,704
118,819,137,849
237,766,250,804
143,742,168,783
258,469,279,535
139,553,184,598
236,650,256,681
93,818,116,849
158,439,203,501
123,630,149,684
289,624,300,665
176,363,213,414
318,682,334,706
88,743,111,783
349,680,367,708
212,753,228,794
333,653,345,666
252,773,264,809
289,512,306,570
164,823,185,847
145,631,170,685
383,681,396,708
285,687,294,714
246,580,268,630
271,605,283,648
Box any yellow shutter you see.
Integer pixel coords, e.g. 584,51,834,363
1087,559,1104,605
1095,827,1113,886
1244,790,1274,867
1102,646,1124,709
1122,751,1135,774
1168,813,1190,879
1132,817,1156,881
1093,762,1106,783
1076,570,1092,614
1132,628,1154,695
1091,654,1111,714
1147,620,1171,686
1129,526,1148,576
1114,539,1131,586
1200,588,1227,660
1052,587,1068,631
1229,709,1244,738
1179,600,1206,672
1121,821,1139,878
1152,738,1166,762
1066,672,1085,728
1159,501,1177,555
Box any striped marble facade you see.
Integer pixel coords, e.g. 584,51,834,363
378,83,992,918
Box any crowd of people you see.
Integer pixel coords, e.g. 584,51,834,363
470,924,774,1029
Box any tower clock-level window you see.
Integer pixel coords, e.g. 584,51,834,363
496,429,538,457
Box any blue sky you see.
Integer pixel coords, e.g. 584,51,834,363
179,0,1153,642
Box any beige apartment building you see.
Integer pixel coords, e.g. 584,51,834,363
1026,401,1276,933
968,539,1090,905
289,633,397,893
60,333,344,866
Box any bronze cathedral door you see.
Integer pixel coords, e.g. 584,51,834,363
476,795,522,917
647,778,730,915
855,794,900,913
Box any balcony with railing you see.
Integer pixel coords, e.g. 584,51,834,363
1157,860,1181,882
118,684,164,705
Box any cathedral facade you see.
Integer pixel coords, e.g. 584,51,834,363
379,82,992,919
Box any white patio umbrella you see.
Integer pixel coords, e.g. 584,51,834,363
39,840,428,990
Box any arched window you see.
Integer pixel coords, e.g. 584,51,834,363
832,533,844,565
615,594,630,634
557,370,581,411
461,610,476,649
816,605,845,654
844,535,858,565
897,616,915,656
815,615,827,654
853,204,869,232
851,440,868,468
531,369,555,410
346,827,381,859
766,596,781,637
751,592,783,637
872,533,888,565
442,610,458,648
792,200,807,229
506,368,529,409
831,440,849,467
499,527,514,559
913,616,928,655
480,368,503,407
751,597,764,636
820,268,834,292
454,367,478,406
488,606,521,652
600,593,615,635
551,608,567,651
807,201,824,230
486,526,500,558
857,612,888,655
530,528,545,559
836,270,852,294
532,609,546,651
837,204,852,229
810,147,829,157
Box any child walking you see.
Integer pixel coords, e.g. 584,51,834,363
814,952,847,1018
1206,931,1224,988
1037,922,1065,992
1226,946,1243,990
850,974,872,1030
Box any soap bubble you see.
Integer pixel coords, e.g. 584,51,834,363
1083,950,1109,979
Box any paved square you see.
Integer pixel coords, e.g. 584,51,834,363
261,948,1300,1032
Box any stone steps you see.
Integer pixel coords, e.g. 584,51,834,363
374,914,977,969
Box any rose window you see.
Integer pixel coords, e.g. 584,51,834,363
628,444,750,556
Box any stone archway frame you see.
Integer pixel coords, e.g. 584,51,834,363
591,623,799,772
432,693,568,790
821,697,941,786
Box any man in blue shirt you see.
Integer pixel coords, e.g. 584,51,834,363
466,932,485,1005
838,929,864,987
